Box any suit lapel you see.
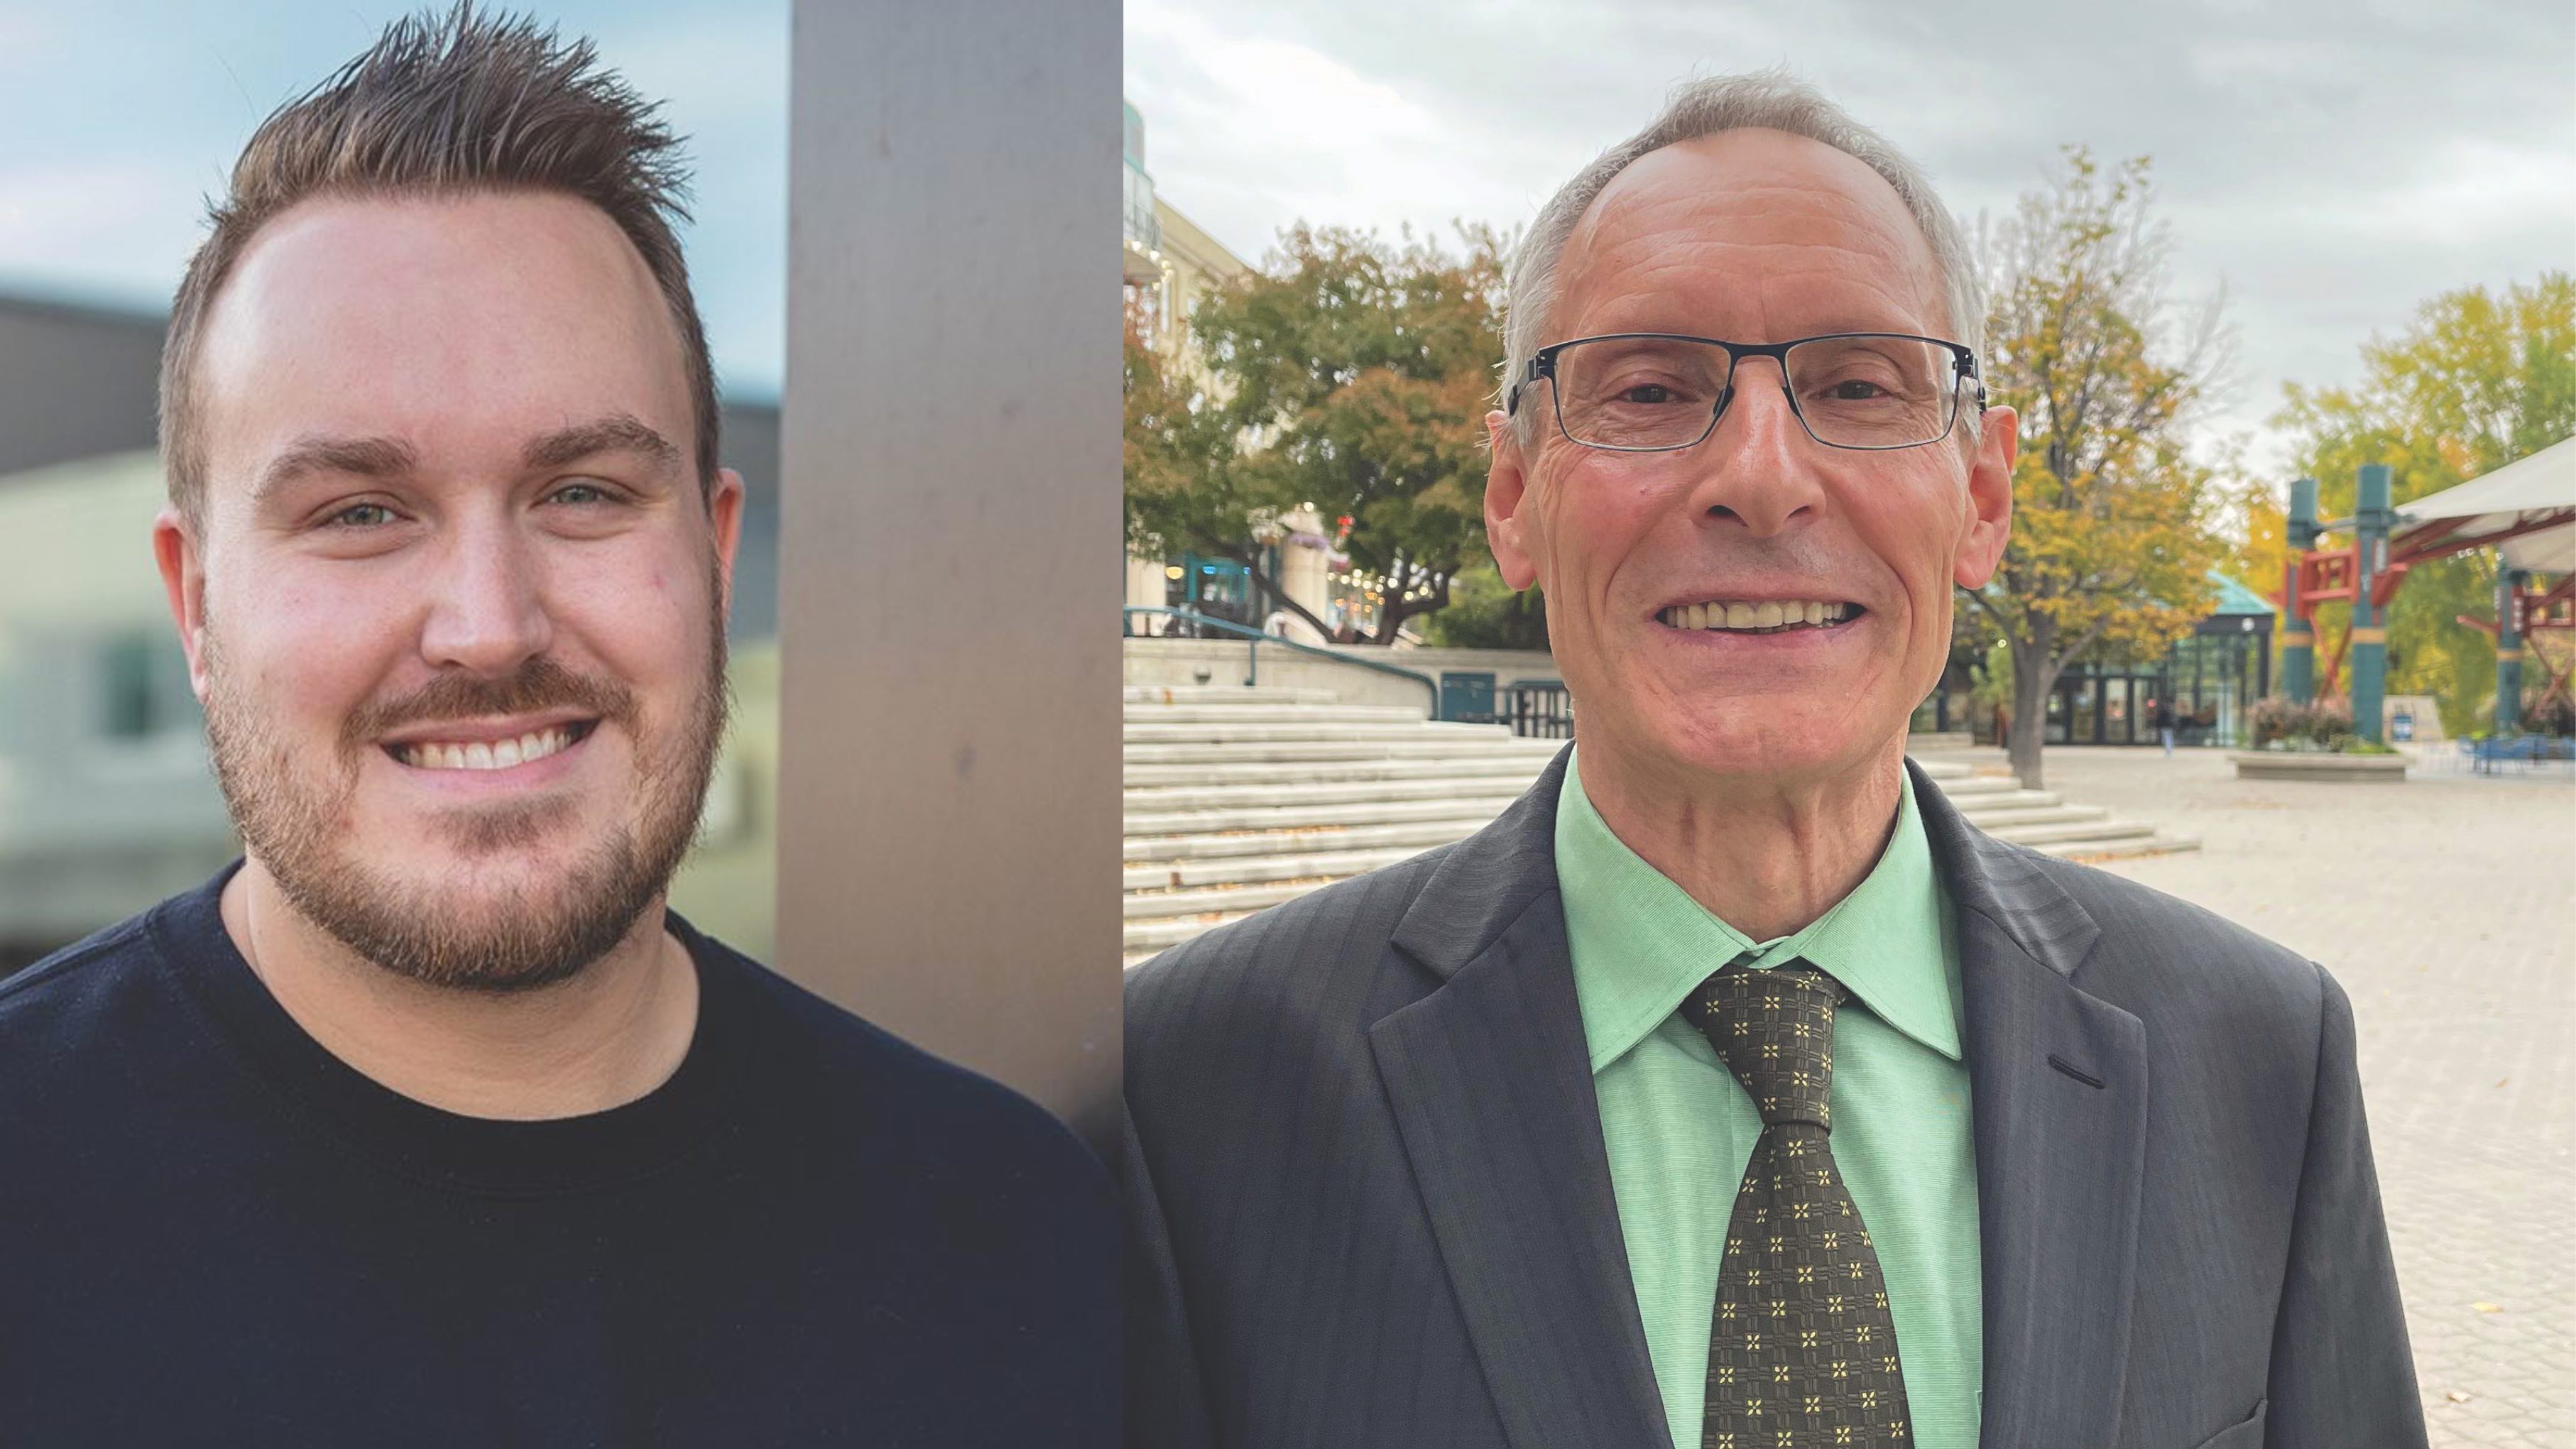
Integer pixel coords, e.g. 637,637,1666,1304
1372,748,1673,1449
1911,762,2147,1449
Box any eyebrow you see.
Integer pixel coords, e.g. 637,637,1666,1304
249,415,685,510
253,434,419,507
523,413,684,476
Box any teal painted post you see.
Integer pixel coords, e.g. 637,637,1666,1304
2283,477,2319,703
2349,465,2394,743
2496,568,2528,734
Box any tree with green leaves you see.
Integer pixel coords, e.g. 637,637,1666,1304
2273,273,2575,735
1966,149,2232,788
1123,224,1507,643
1420,561,1549,650
1125,311,1273,618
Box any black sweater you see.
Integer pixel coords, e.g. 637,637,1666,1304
0,868,1113,1446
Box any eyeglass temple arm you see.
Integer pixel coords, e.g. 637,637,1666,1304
1504,352,1554,417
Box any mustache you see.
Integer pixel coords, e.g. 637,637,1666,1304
341,657,638,748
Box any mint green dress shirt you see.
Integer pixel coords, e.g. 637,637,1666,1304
1554,753,1982,1449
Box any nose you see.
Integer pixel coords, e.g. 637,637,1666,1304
1685,355,1827,538
417,510,552,675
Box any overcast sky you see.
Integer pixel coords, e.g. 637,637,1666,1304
1127,0,2575,472
4,1,2566,474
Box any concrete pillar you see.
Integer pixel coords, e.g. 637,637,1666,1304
775,0,1120,1144
2496,567,2528,733
1128,550,1173,614
1277,505,1332,628
2282,477,2318,704
2349,464,2394,743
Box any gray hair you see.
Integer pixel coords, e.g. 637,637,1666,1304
1503,70,1985,442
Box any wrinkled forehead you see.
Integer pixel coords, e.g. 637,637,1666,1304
1554,128,1949,340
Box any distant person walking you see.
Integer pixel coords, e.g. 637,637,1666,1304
2156,695,2177,755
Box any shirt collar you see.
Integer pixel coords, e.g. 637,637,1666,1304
1554,750,1962,1075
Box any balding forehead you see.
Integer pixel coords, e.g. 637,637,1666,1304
1557,127,1948,334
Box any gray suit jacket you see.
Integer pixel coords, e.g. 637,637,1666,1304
1125,752,2427,1449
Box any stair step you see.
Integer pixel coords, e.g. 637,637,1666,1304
1124,721,1519,745
1946,789,2064,813
1123,818,1492,863
1122,704,1431,725
1982,818,2151,846
1124,739,1566,766
2029,833,2203,861
1124,772,1546,812
1126,795,1522,836
1947,804,2100,829
1125,845,1432,892
1123,685,1343,706
1928,775,2024,796
1123,755,1562,789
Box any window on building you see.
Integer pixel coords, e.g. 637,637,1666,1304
97,630,192,741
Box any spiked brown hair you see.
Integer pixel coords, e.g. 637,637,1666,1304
158,4,719,526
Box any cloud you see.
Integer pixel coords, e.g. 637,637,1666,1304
1123,0,2575,469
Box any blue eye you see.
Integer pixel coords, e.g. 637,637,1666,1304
547,482,615,506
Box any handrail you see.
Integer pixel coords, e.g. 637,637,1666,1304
1123,606,1442,715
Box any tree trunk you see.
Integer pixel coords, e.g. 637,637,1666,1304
2006,618,2058,790
1367,562,1452,645
1199,537,1334,642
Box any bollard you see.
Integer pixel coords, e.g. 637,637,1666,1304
2349,465,2394,743
2496,568,2528,735
2283,477,2319,704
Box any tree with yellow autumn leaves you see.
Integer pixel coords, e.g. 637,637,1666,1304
1964,150,2232,788
2269,274,2575,736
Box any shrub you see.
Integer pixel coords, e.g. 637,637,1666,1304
2249,696,2355,748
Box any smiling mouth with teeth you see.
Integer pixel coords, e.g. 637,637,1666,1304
387,721,596,772
1657,600,1865,634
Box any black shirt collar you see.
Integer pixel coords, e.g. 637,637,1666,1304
151,862,754,1196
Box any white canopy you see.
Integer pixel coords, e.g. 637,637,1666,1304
2394,434,2576,573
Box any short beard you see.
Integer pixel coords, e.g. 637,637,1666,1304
202,569,731,995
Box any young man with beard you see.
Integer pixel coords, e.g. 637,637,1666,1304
0,11,1111,1444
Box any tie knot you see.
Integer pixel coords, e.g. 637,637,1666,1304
1681,961,1844,1131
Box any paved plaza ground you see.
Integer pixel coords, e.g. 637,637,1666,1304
2017,743,2574,1446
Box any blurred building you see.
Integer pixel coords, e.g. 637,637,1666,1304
1920,570,2280,749
0,287,785,970
1121,101,1250,360
1123,100,1304,629
2043,572,2277,748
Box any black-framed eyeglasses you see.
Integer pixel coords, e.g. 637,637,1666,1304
1505,332,1986,453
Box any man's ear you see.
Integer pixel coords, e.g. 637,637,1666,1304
152,507,212,701
1484,409,1539,591
1953,405,2016,590
706,467,746,618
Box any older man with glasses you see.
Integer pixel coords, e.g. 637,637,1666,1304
1125,72,2424,1449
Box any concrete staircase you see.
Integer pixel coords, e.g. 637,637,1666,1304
1123,685,2195,964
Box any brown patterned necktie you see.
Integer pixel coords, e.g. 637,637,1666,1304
1680,961,1913,1448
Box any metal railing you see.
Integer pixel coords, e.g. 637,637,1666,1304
1123,607,1441,716
1502,680,1574,739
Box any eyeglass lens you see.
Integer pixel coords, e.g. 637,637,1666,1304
1549,336,1959,450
